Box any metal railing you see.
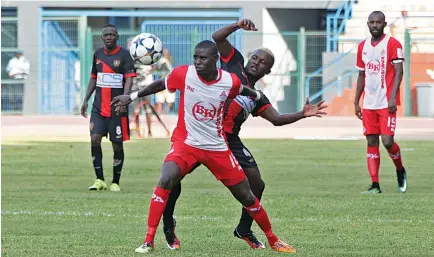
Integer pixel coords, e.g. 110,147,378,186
326,0,356,53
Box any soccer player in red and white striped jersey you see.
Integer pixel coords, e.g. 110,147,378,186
354,11,407,194
112,40,296,253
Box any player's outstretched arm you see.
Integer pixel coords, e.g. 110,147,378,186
354,71,365,120
111,78,165,107
212,19,258,57
260,97,328,126
80,78,96,118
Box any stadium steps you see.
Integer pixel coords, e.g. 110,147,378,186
339,1,434,53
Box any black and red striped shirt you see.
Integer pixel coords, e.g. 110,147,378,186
90,45,136,117
221,46,272,135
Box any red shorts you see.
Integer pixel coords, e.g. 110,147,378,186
362,108,396,136
163,141,246,187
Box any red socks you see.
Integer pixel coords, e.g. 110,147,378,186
387,142,403,170
367,142,404,183
245,198,278,245
367,146,380,183
144,186,171,243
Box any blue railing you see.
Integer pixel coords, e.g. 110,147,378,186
326,0,356,53
305,44,359,102
308,68,358,102
40,21,78,114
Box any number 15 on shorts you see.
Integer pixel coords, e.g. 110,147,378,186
387,116,396,132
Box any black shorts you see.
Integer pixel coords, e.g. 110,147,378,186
90,111,130,143
226,133,258,169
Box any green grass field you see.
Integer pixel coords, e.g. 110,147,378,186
2,139,434,257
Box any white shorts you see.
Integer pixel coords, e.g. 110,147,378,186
156,89,176,104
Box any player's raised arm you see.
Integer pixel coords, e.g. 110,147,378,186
212,19,257,58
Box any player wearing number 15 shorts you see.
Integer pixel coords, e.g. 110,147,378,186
354,11,407,194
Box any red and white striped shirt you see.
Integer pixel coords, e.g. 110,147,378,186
165,65,242,151
356,35,404,109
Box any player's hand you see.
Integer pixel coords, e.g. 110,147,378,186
81,101,88,118
354,103,362,120
111,95,132,107
388,99,397,113
237,19,258,31
302,97,328,118
115,105,127,115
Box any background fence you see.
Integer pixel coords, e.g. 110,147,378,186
2,14,434,116
1,17,23,114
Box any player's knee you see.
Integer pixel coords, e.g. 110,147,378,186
366,135,379,147
258,179,265,193
158,175,173,189
112,142,123,152
91,135,102,146
158,163,182,190
249,179,265,197
243,192,256,207
381,137,394,149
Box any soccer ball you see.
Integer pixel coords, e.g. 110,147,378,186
129,33,163,65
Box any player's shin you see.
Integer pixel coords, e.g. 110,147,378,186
91,145,104,180
112,148,124,184
387,142,403,170
238,183,264,233
245,198,278,245
145,186,171,243
163,182,181,229
367,146,380,183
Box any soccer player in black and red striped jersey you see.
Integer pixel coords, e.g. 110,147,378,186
81,24,136,192
160,19,328,250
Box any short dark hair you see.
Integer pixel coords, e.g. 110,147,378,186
102,24,117,30
369,11,386,21
195,40,218,55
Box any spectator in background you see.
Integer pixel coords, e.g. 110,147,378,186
6,50,30,80
127,38,170,138
128,36,156,138
155,48,175,115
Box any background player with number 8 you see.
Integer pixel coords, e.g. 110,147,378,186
81,24,137,192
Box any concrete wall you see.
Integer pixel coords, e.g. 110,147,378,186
322,52,358,103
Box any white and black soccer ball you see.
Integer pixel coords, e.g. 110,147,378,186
129,33,163,65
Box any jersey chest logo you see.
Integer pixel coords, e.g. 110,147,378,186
192,101,217,122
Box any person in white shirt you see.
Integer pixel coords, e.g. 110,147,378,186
6,51,30,80
155,48,175,115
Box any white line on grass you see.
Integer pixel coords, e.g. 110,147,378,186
1,210,223,220
2,210,433,223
